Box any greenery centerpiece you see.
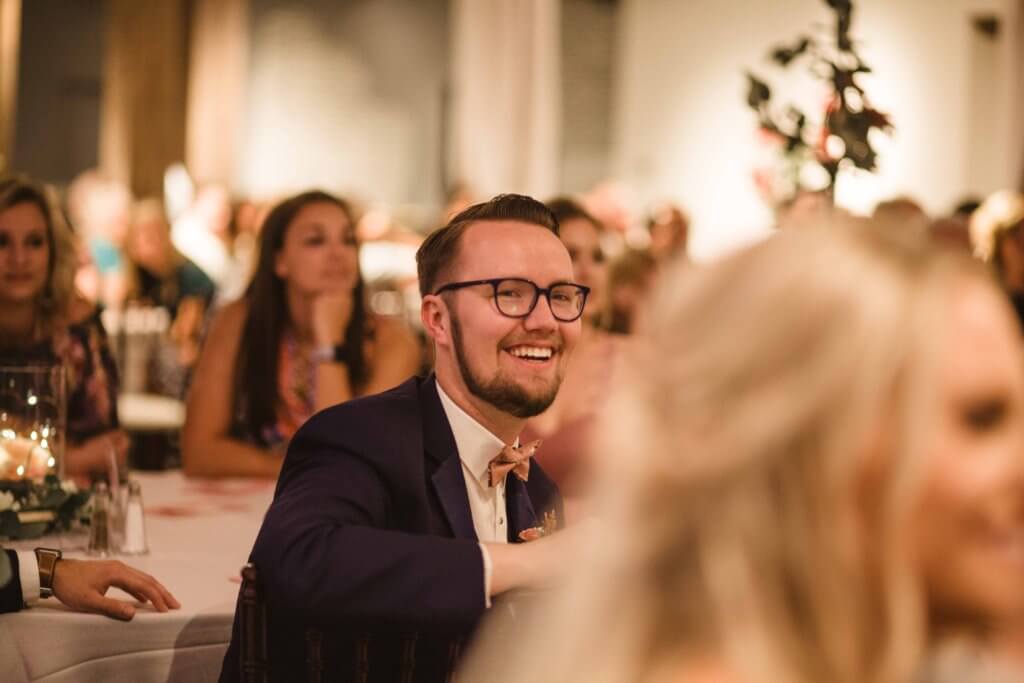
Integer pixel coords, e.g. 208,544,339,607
0,365,90,539
0,474,91,539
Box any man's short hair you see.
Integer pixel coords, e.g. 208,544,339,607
416,194,559,297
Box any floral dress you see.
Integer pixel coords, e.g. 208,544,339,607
0,310,120,446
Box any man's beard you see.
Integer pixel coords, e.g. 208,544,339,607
450,315,561,418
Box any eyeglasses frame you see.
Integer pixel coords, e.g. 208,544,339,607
433,277,591,323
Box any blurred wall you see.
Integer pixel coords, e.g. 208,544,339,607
560,0,618,194
612,0,1019,260
187,0,249,188
12,0,103,184
238,0,448,208
449,0,561,199
100,0,188,197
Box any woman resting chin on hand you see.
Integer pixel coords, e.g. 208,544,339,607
182,190,421,479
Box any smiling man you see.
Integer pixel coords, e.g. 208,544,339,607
221,194,588,682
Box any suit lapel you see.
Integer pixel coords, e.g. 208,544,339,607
421,376,478,541
431,456,477,541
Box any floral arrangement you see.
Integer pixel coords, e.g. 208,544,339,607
0,475,91,539
746,0,893,206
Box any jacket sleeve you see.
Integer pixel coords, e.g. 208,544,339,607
251,436,486,632
0,549,24,614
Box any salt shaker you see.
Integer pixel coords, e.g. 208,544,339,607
109,481,128,553
87,481,112,556
120,480,149,555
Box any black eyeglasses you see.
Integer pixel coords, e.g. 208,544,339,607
434,277,590,322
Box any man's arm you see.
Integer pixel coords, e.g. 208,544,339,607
50,558,180,620
4,549,179,619
252,440,488,631
483,523,586,598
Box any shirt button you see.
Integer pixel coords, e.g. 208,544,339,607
498,517,505,526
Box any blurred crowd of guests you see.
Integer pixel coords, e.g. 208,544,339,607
6,164,1024,681
7,163,1024,486
0,168,691,482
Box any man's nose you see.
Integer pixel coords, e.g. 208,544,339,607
522,293,559,331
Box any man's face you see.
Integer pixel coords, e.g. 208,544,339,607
436,221,582,419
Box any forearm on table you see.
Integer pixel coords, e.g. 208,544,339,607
253,523,486,628
181,437,283,478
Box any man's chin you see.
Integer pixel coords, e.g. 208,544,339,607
508,384,560,418
506,399,555,419
472,380,559,419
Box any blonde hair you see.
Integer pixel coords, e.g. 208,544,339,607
127,197,179,259
0,175,79,335
467,222,996,683
123,197,186,301
969,191,1024,275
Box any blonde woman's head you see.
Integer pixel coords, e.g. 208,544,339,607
0,175,79,331
473,221,1024,683
126,198,179,273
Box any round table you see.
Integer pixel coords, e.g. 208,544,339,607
0,470,274,683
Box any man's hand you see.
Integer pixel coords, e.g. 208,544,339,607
485,519,595,597
51,559,181,621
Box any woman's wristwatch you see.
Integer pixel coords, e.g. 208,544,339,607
34,547,62,599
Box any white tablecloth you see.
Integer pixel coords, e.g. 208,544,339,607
0,471,274,683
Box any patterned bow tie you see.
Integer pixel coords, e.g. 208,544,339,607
488,440,541,488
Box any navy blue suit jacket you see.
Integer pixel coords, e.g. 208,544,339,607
0,550,23,613
220,375,562,681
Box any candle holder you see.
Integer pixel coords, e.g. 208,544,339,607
0,365,66,481
0,366,88,540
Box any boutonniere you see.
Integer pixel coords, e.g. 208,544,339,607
517,509,558,542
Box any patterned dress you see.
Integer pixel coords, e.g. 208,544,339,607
0,310,120,446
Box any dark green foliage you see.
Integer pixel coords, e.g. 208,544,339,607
745,0,892,202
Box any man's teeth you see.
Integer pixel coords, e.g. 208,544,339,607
509,346,553,360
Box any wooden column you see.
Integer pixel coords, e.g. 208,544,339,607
99,0,188,197
1013,0,1024,191
0,0,21,173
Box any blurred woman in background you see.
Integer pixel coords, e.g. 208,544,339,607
605,247,658,334
125,198,216,315
646,201,690,264
969,190,1024,329
182,190,420,478
124,198,216,373
0,175,128,478
522,198,622,505
66,169,131,310
473,222,1024,683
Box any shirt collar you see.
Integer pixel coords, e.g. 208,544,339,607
436,381,512,485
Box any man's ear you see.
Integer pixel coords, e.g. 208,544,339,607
421,294,452,348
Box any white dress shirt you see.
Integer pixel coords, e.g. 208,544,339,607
15,550,40,605
436,382,517,604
